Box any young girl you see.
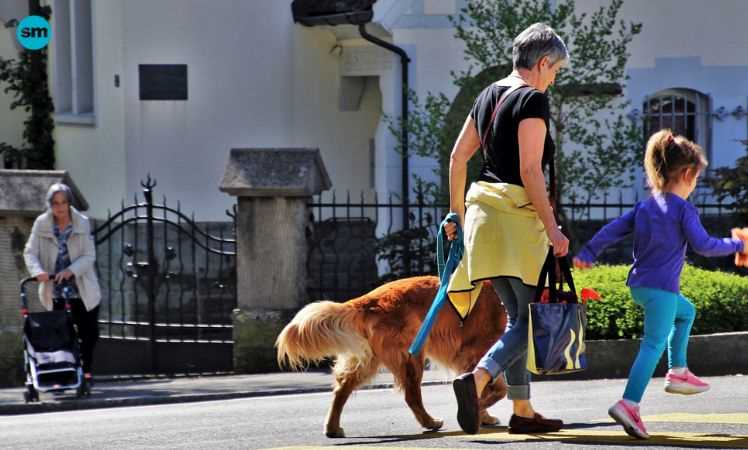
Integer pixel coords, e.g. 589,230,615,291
573,129,747,439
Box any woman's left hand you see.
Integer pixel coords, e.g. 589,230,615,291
54,269,74,283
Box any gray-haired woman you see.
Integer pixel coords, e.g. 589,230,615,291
24,183,102,380
443,23,570,434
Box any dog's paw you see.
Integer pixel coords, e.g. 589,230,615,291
480,410,500,426
425,418,444,431
325,427,346,438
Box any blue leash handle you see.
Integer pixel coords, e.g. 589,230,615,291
408,212,464,355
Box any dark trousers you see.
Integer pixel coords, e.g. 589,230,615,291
52,298,100,374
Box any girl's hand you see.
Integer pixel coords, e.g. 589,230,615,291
573,257,593,270
36,272,50,282
731,228,748,267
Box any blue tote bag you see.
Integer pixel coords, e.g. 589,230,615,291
527,249,588,375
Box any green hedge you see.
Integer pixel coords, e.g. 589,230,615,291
574,264,748,340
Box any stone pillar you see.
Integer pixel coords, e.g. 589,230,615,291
220,148,331,372
0,170,88,386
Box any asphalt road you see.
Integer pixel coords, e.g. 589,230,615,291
1,376,746,450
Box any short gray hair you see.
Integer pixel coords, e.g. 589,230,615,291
46,183,74,208
512,23,570,70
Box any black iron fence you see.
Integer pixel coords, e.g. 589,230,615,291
307,191,447,302
92,176,237,374
307,189,740,303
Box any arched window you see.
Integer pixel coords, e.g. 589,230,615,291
642,88,711,159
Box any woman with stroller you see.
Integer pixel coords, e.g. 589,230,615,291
24,182,102,382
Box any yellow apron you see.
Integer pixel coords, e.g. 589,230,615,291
447,181,550,319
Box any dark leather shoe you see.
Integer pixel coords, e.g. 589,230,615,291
508,413,563,434
453,373,480,434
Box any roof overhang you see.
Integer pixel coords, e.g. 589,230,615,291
291,0,376,27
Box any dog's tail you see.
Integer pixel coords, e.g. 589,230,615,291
276,301,371,370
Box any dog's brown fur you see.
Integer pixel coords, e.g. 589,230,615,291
276,275,508,437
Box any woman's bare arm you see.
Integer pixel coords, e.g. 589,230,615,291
518,118,569,256
446,115,481,239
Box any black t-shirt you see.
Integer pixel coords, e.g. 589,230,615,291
469,84,555,186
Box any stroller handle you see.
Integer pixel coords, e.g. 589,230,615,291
20,273,57,289
20,274,61,312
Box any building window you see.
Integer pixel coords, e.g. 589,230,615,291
53,0,94,124
642,88,711,160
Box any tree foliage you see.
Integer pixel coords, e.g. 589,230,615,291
0,3,55,169
710,141,748,221
389,0,643,211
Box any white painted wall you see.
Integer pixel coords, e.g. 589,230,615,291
578,0,748,69
394,27,469,190
51,0,126,217
111,0,380,220
290,29,382,203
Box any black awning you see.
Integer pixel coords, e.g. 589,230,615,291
291,0,376,26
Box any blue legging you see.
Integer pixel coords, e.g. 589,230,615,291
623,287,696,403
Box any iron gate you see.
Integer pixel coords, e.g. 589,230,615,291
92,176,237,374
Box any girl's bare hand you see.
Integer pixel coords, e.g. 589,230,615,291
573,257,593,270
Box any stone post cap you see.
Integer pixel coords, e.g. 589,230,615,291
0,170,89,215
219,148,332,197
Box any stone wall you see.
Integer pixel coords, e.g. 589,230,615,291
0,216,42,386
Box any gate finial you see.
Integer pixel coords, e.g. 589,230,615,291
140,173,158,190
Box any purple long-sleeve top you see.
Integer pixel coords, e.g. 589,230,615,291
576,192,744,293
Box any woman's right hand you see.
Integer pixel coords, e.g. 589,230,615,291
547,227,569,257
36,272,50,282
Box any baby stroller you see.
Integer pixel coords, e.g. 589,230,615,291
20,275,90,403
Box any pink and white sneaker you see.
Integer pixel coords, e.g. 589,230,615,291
608,400,649,439
664,368,710,395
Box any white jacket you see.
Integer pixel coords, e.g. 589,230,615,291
23,207,102,311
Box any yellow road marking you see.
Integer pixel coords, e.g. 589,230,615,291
644,413,748,425
260,447,475,450
470,429,748,448
261,417,748,450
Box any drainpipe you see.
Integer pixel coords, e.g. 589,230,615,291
357,23,411,273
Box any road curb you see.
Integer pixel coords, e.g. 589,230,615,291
533,331,748,381
0,380,450,416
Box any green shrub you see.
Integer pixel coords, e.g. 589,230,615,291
574,264,748,340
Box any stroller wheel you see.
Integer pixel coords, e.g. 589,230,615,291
26,386,38,403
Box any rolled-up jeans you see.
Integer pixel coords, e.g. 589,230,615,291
476,277,534,400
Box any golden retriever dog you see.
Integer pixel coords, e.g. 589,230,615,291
276,275,508,438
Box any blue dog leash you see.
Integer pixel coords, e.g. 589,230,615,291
408,212,464,356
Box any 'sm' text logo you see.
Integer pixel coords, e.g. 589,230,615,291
16,16,51,50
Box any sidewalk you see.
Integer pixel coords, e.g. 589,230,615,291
0,368,454,415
